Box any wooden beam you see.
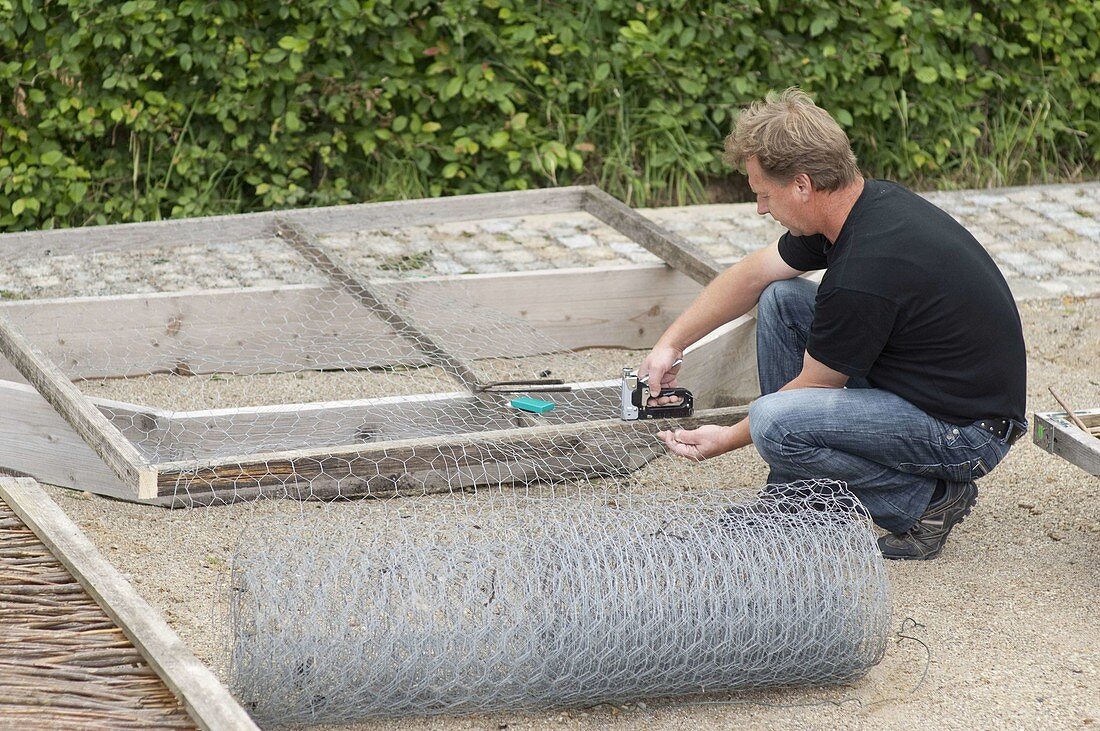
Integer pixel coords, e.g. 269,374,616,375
0,477,260,730
151,403,750,497
0,263,708,380
274,218,485,389
0,315,154,498
9,374,721,481
379,261,713,379
1033,409,1100,476
0,285,426,381
106,381,617,462
0,187,588,258
679,311,758,410
581,186,723,285
0,381,137,499
287,185,588,235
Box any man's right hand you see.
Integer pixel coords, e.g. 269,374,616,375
638,346,685,406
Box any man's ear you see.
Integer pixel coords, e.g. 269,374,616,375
793,173,814,200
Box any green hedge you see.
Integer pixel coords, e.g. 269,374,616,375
1,0,1097,231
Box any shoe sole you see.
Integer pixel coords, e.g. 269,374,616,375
882,493,977,561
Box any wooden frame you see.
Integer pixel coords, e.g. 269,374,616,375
0,477,259,730
0,187,762,504
1033,408,1100,476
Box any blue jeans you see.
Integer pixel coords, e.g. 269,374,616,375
749,278,1021,533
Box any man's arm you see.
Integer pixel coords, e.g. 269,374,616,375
779,351,850,391
641,240,803,398
657,351,849,460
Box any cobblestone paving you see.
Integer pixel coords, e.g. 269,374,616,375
326,181,1100,302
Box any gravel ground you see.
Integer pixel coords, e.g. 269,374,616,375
42,294,1099,731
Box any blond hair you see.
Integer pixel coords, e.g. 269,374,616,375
723,87,860,191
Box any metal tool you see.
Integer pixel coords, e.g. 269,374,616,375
620,363,693,420
474,379,572,393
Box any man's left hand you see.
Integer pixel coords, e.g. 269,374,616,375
657,425,735,461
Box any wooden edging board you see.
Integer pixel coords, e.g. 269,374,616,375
0,186,590,257
0,314,154,499
0,476,259,730
151,403,752,496
1033,408,1100,476
581,186,722,285
124,380,620,462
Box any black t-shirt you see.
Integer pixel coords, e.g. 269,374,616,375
777,179,1026,425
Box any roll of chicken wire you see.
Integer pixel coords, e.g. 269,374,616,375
228,481,890,725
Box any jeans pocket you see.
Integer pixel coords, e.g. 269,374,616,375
898,457,989,484
954,424,994,451
898,422,1008,484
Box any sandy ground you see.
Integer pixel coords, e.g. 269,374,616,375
37,294,1099,731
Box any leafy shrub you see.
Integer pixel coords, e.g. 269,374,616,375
1,0,1096,231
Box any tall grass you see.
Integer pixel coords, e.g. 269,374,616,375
581,96,711,208
859,86,1095,193
942,95,1090,189
356,153,433,202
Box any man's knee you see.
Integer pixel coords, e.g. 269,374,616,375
758,278,814,323
750,390,828,462
749,392,791,460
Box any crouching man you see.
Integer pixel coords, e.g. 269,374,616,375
642,88,1027,560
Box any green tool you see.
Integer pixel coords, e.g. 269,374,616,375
510,396,556,414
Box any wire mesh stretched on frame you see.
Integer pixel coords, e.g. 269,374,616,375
0,214,678,505
228,481,891,725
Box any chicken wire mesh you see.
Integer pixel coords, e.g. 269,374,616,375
0,204,706,505
228,481,891,725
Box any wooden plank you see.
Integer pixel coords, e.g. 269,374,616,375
114,380,618,463
1033,409,1100,476
0,285,425,381
274,218,484,389
0,263,707,380
0,187,588,258
679,312,758,410
383,262,705,353
0,315,154,498
0,477,260,730
157,430,664,505
0,381,137,499
152,403,750,497
287,186,587,236
0,376,616,505
136,393,628,506
582,186,723,285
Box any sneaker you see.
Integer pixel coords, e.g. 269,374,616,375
878,481,978,560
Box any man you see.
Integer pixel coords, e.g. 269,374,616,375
641,88,1027,560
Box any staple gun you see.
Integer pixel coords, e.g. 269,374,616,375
620,366,694,420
